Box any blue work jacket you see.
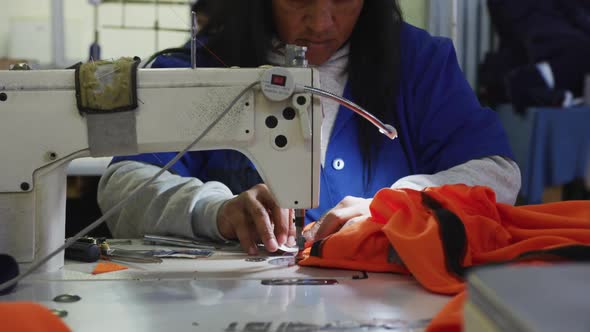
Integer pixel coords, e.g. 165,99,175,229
112,23,514,224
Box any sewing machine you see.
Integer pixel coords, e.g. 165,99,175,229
0,65,322,272
0,65,445,332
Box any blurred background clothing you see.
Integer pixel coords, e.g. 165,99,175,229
479,0,590,113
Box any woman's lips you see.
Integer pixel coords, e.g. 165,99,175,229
296,39,335,48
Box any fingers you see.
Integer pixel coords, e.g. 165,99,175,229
216,184,296,254
247,201,279,252
342,215,368,228
217,197,260,255
313,217,342,241
234,221,259,256
310,197,373,241
309,215,367,245
261,194,289,246
240,184,291,253
253,185,292,252
313,205,363,240
277,208,292,246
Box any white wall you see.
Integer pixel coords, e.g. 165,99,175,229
400,0,427,29
0,0,427,68
0,1,51,62
0,0,191,68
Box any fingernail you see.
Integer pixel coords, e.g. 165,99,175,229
270,238,279,251
287,236,296,247
276,234,287,246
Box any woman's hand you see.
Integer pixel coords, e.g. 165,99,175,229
305,196,372,241
216,184,295,255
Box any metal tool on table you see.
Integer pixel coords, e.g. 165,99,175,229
64,236,162,264
101,247,163,264
97,239,161,263
145,249,212,259
143,234,241,251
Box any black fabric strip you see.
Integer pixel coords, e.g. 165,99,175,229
310,239,325,258
514,244,590,262
420,192,468,278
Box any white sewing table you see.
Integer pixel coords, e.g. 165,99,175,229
4,240,449,332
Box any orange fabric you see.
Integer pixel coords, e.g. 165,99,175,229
300,218,409,273
426,292,466,332
92,261,128,274
0,302,71,332
298,184,590,332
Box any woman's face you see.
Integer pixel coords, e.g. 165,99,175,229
272,0,364,65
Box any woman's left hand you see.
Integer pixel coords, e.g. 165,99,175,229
305,196,372,241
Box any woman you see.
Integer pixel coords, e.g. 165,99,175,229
98,0,520,255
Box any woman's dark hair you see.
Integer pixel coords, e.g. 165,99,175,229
191,0,212,15
201,1,403,189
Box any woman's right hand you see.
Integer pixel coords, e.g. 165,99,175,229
216,184,295,255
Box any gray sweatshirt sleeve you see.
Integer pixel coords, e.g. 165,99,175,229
391,156,521,205
97,161,232,240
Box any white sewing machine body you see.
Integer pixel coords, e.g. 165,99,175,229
0,67,321,272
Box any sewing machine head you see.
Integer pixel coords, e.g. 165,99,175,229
0,65,321,272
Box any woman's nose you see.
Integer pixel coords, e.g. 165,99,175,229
303,1,335,34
